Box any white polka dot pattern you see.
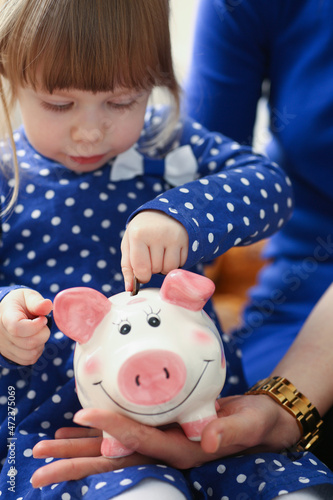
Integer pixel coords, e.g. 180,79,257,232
0,109,299,500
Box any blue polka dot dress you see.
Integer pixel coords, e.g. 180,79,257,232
1,109,331,499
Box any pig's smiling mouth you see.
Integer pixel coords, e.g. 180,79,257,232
93,360,213,416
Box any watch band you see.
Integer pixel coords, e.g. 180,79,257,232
245,376,323,452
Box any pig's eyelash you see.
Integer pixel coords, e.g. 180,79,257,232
144,307,161,328
112,314,129,326
144,306,161,316
112,318,132,335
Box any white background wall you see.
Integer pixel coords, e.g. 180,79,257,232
170,0,200,83
169,0,269,152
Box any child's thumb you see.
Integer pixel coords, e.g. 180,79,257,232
25,291,53,317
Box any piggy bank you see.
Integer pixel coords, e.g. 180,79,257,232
53,269,226,457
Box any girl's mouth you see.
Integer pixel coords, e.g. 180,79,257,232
69,154,105,165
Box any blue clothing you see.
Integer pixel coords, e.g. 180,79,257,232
0,111,328,499
186,0,333,385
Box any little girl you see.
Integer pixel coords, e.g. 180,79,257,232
0,1,330,499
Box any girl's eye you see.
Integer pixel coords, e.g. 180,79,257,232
108,100,136,111
41,101,73,113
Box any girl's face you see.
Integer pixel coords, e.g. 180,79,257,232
16,84,151,172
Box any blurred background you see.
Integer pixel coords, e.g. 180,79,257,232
169,0,269,333
170,0,269,153
170,0,200,83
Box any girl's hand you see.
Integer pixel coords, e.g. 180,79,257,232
31,394,300,488
0,288,52,365
121,210,189,291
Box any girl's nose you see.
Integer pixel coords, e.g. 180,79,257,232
70,123,107,158
71,112,112,144
71,125,104,144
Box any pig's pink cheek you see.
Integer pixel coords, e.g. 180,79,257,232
193,330,213,344
221,352,226,369
84,356,101,376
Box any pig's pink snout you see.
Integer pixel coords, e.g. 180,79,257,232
118,350,186,406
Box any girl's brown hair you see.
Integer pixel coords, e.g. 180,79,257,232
0,0,180,215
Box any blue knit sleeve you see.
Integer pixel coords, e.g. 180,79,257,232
129,116,294,270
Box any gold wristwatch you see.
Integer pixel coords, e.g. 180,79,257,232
246,376,323,452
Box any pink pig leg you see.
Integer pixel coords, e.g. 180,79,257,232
101,435,134,458
181,414,217,441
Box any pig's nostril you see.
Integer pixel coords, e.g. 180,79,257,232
135,368,169,386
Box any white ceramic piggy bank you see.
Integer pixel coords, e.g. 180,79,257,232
53,269,226,458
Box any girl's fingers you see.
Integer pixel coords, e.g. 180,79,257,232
14,315,49,338
148,245,165,275
161,246,183,275
3,342,45,366
2,310,46,338
129,240,152,283
121,231,152,288
120,232,134,291
4,322,51,364
26,295,53,317
180,245,188,267
12,323,50,347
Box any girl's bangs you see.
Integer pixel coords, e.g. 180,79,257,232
3,0,177,94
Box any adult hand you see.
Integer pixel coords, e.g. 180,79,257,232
31,393,300,488
121,210,189,290
201,394,300,455
0,288,52,365
32,425,159,488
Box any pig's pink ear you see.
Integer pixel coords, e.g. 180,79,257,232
53,287,111,344
160,269,215,311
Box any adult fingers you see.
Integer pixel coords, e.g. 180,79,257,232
73,409,216,469
54,426,102,439
200,411,261,454
33,437,102,459
31,456,116,488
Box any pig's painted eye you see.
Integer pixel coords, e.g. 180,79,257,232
147,314,161,328
119,321,131,335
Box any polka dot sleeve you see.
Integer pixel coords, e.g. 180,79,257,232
130,116,294,269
